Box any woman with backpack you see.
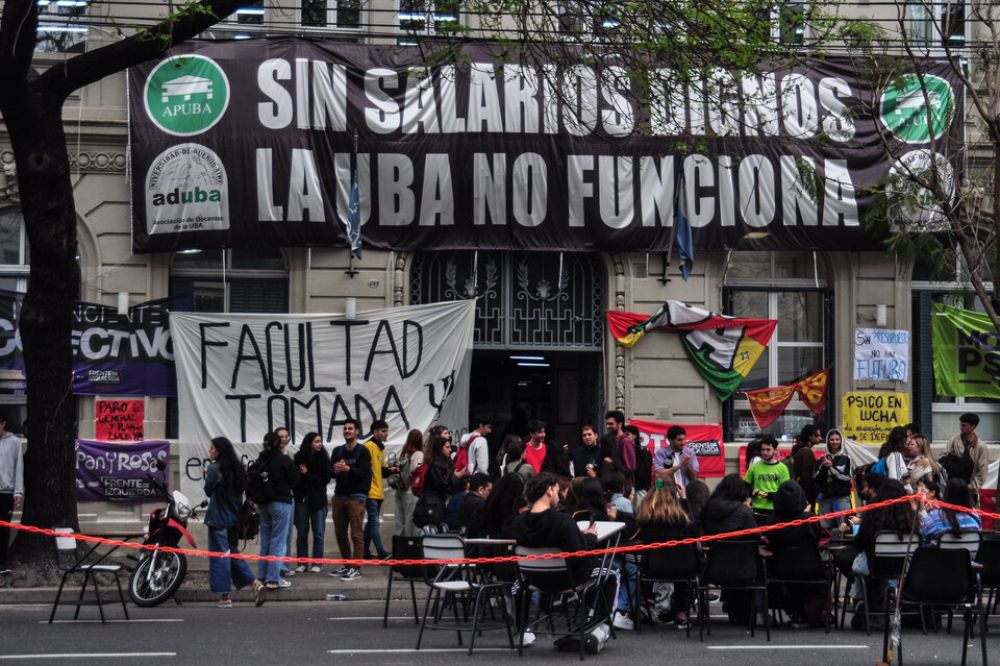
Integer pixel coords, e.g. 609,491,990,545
391,429,424,537
291,432,330,573
251,431,299,590
204,436,265,608
412,437,454,531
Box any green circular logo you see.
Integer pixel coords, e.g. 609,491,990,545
879,74,954,144
144,55,229,136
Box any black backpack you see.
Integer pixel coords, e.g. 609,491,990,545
246,455,275,505
633,441,653,492
939,448,975,483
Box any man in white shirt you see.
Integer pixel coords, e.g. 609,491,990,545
0,416,24,575
457,416,492,476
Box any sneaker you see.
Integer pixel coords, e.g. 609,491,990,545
612,613,635,631
329,566,349,577
340,567,362,581
309,565,322,574
378,552,392,561
521,630,536,647
674,618,690,630
294,565,307,574
217,597,233,609
284,569,295,577
251,580,266,607
0,566,11,575
277,578,292,589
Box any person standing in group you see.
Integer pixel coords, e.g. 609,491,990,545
457,417,492,476
413,436,455,531
945,413,990,505
653,426,700,490
253,431,299,590
503,442,535,481
292,432,330,573
329,419,372,581
600,410,625,474
814,428,852,528
391,428,424,537
363,419,394,560
790,424,822,505
274,426,294,578
616,425,639,485
0,416,22,575
204,436,266,608
743,435,789,514
524,420,547,473
571,425,603,478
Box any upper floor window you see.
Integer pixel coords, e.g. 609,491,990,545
36,0,88,53
910,0,967,49
170,247,288,313
398,0,461,41
301,0,361,29
0,209,29,293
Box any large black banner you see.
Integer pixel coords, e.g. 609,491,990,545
128,40,963,253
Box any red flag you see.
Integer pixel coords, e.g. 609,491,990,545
744,385,797,429
797,368,830,414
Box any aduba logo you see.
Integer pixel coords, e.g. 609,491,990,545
144,55,230,136
879,74,954,144
144,144,229,235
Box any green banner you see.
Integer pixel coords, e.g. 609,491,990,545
932,303,1000,398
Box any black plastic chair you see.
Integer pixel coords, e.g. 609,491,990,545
767,542,833,632
900,546,987,665
383,534,435,628
697,540,769,642
978,535,1000,621
49,527,129,624
633,542,701,638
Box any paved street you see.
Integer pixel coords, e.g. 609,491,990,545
0,598,995,665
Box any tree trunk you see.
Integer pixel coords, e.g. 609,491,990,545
2,83,81,562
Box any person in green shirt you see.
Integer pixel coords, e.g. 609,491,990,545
743,437,789,511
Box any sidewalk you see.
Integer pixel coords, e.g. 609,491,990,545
0,565,399,604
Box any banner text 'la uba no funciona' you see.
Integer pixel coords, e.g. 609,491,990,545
171,300,474,503
128,41,963,253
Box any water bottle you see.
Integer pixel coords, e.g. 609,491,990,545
326,593,350,601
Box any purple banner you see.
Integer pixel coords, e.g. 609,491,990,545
0,291,177,396
75,439,169,502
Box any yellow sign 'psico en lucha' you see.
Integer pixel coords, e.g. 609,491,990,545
841,391,910,444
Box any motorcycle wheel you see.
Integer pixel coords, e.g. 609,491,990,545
128,551,187,607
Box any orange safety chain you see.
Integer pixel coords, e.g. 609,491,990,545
0,494,984,568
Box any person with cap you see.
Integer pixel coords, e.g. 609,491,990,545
945,412,990,505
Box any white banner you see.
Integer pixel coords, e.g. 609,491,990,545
172,300,475,501
853,327,909,382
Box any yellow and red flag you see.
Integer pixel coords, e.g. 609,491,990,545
744,368,831,429
607,301,777,401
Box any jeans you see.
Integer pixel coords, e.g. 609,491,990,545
257,501,294,584
615,559,638,613
0,493,13,567
295,500,328,560
364,498,388,557
818,494,852,529
331,495,366,560
208,526,256,594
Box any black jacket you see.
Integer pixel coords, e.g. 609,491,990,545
813,453,852,498
599,432,621,473
330,443,372,497
701,499,757,537
294,446,331,510
513,508,598,584
461,493,487,538
257,451,299,504
570,444,602,478
424,459,454,500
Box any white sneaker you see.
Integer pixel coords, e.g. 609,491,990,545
521,630,536,646
294,565,307,574
309,565,322,574
612,613,635,631
284,569,295,577
277,578,292,589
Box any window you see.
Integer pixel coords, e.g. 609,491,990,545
301,0,361,29
910,0,966,49
36,0,88,53
724,252,831,440
167,248,289,437
0,209,30,293
774,0,805,45
398,0,460,40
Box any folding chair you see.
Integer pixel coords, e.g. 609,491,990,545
697,540,769,642
383,535,435,628
633,542,701,638
900,546,987,666
49,528,129,624
939,532,982,559
767,542,833,633
415,534,514,654
516,546,611,661
978,535,1000,621
872,531,921,659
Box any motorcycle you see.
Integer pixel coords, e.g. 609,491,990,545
128,468,204,607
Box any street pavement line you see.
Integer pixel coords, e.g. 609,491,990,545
707,645,870,650
0,653,176,660
327,616,412,621
327,648,514,654
42,619,184,624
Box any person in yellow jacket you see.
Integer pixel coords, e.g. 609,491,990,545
363,420,395,559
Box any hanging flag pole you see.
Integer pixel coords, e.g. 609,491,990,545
674,168,694,281
344,129,362,278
